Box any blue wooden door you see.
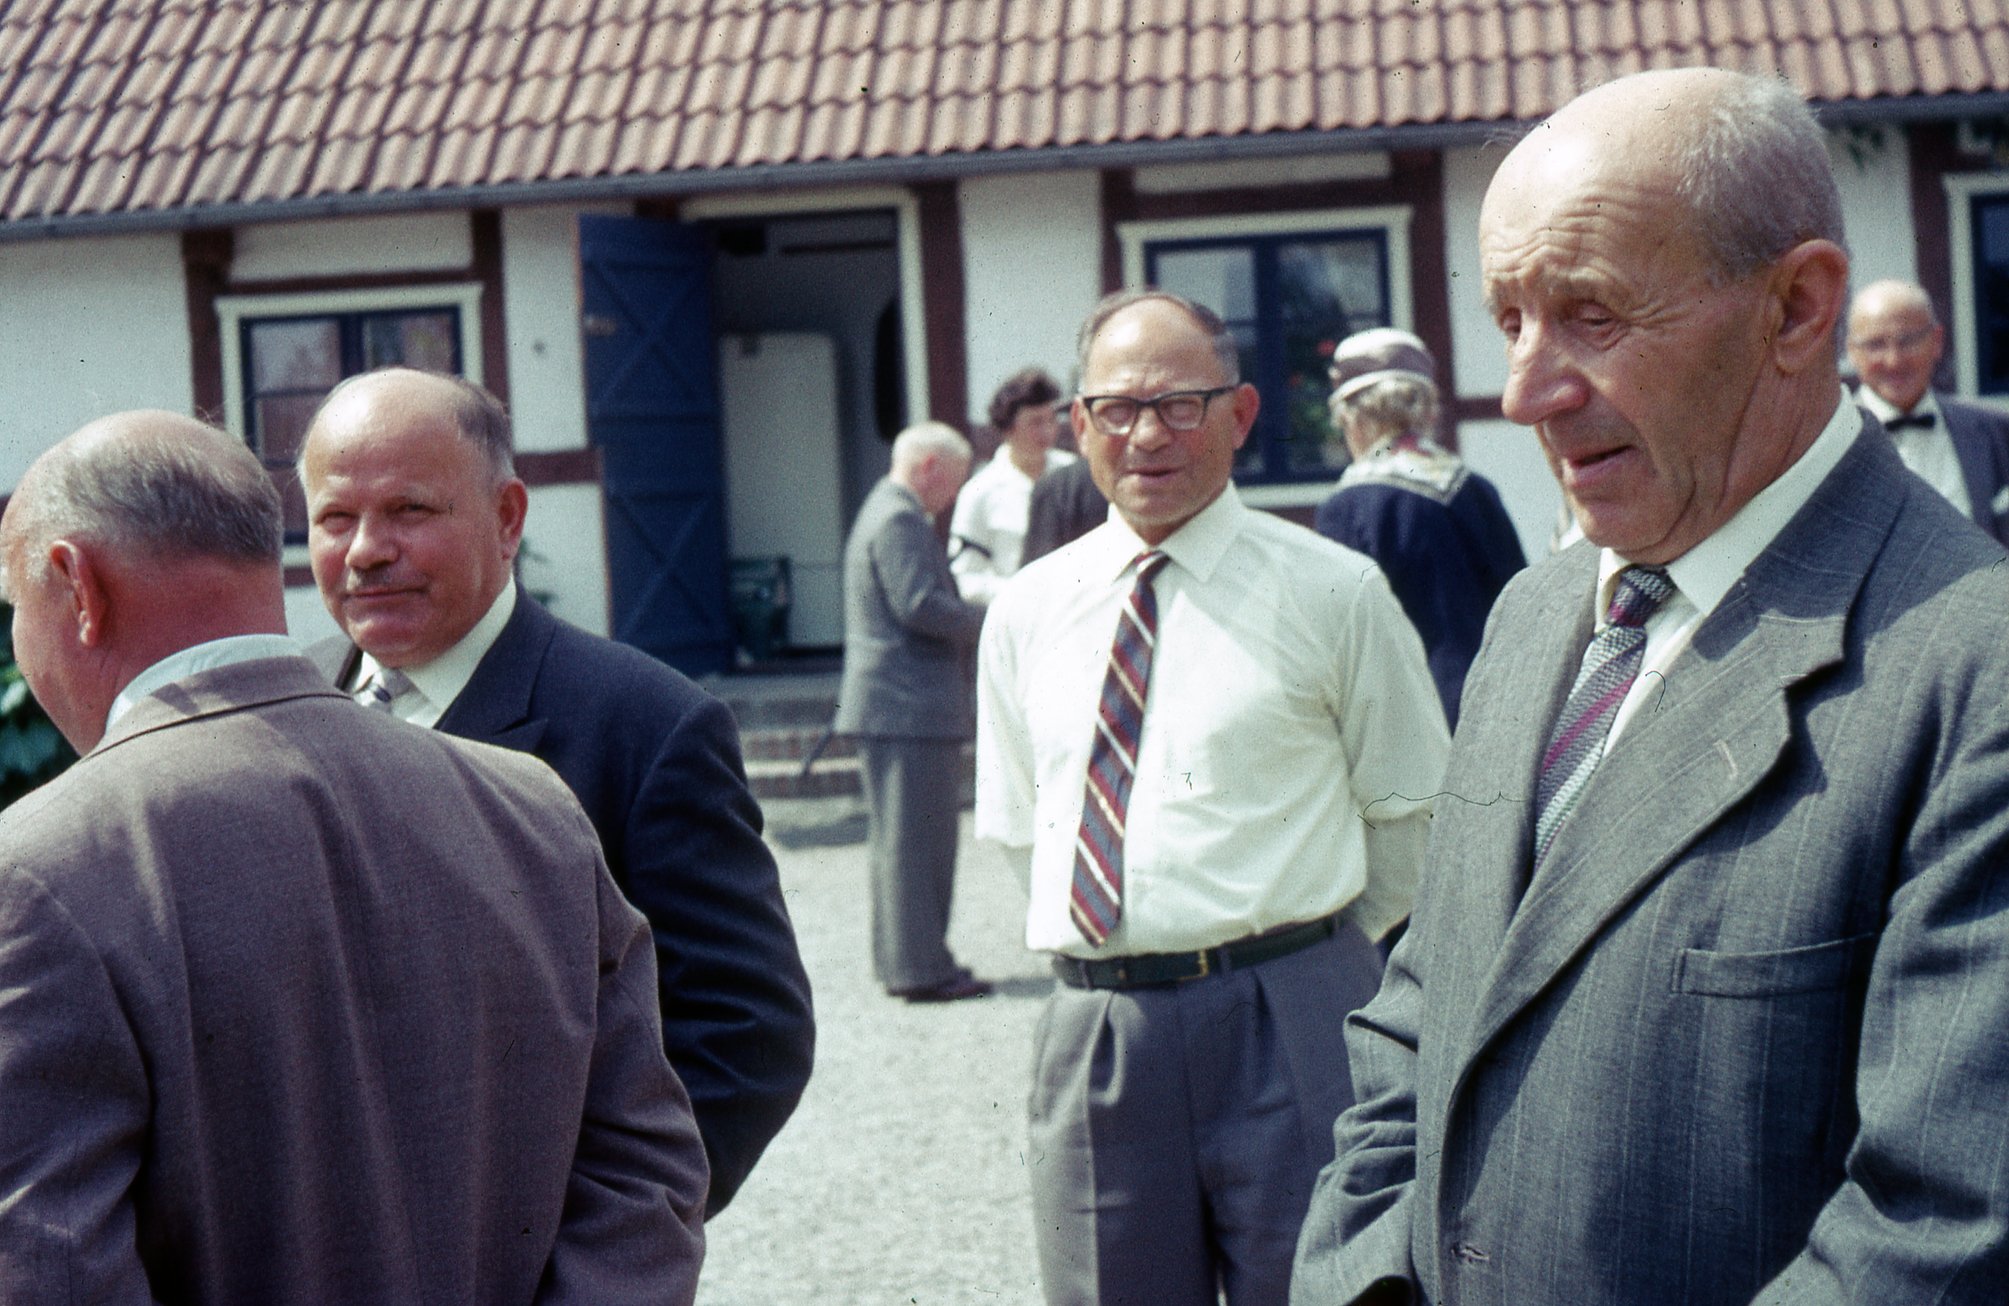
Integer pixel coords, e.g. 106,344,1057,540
580,215,732,675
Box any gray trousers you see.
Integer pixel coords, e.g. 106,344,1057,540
1028,922,1383,1306
857,735,963,991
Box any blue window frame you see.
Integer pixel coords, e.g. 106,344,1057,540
1146,228,1391,483
1970,194,2009,395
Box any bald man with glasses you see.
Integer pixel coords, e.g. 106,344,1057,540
976,289,1448,1305
1846,278,2009,544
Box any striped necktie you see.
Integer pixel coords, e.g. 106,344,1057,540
355,666,412,713
1071,550,1170,947
1532,565,1675,866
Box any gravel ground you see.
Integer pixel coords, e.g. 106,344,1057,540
697,796,1051,1305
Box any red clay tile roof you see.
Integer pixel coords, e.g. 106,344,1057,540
4,0,2008,230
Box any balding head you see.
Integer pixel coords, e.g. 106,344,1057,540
1847,279,1944,412
298,368,527,668
1,410,286,750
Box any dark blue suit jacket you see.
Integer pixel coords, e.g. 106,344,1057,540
319,589,813,1216
1938,394,2009,544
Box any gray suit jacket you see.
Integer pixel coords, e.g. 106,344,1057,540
0,657,708,1304
834,476,986,739
1296,431,2009,1304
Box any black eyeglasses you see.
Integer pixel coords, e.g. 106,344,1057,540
1078,386,1235,436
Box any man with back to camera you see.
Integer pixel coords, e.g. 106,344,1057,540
1845,276,2009,543
0,411,707,1301
836,419,992,1002
1294,67,2009,1305
298,367,812,1216
977,289,1448,1304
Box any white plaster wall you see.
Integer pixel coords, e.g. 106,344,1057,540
1830,131,1917,291
521,481,610,636
961,170,1102,417
231,213,472,279
284,583,342,645
0,234,193,489
503,205,598,453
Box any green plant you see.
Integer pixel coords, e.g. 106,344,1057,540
0,602,75,808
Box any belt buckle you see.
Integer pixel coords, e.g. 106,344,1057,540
1183,949,1210,982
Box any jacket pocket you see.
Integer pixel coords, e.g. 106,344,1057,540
1672,932,1875,998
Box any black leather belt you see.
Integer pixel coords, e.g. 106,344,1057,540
1051,913,1342,990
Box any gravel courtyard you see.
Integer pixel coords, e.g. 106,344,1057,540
697,798,1051,1305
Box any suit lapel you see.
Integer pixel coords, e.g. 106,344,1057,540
1446,546,1600,944
1461,435,1901,1063
432,585,552,752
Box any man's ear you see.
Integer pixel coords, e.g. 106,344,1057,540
1229,382,1261,450
496,477,529,560
1768,239,1850,375
46,539,109,648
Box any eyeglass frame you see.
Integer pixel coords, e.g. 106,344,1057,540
1076,385,1238,436
1849,325,1938,356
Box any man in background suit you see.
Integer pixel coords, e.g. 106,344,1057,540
836,420,990,1002
1846,277,2009,543
0,411,706,1301
1296,68,2009,1304
1022,452,1109,565
299,368,812,1216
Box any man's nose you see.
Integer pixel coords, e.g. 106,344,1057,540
1500,322,1585,427
345,514,398,570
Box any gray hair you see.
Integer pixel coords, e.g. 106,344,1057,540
1671,72,1848,283
20,414,280,571
1331,373,1440,440
302,368,516,483
1075,289,1241,385
890,420,972,473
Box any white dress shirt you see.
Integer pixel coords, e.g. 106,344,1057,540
107,634,304,733
976,484,1449,955
1599,391,1863,747
350,582,515,728
950,449,1078,605
1855,385,1970,518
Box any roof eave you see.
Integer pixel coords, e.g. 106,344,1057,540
7,94,2009,244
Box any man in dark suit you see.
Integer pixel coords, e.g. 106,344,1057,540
298,367,812,1216
836,420,990,1002
1846,276,2009,543
1021,452,1109,565
0,411,707,1301
1295,68,2009,1304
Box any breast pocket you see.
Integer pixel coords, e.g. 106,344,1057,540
1672,932,1876,998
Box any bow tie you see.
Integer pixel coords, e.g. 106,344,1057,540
1884,411,1937,431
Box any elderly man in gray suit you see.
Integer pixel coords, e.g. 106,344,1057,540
0,412,707,1302
1294,68,2009,1304
837,419,990,1002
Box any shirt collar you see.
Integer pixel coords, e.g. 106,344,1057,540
355,582,516,717
1090,483,1245,584
1855,383,1939,427
1597,389,1862,621
107,633,304,733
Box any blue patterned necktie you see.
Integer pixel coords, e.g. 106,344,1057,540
1071,550,1170,946
1532,566,1676,865
355,666,412,713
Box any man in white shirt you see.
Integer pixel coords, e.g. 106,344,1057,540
1845,277,2009,544
977,290,1447,1305
1295,67,2009,1306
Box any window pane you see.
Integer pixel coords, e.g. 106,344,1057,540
253,393,324,464
1975,197,2009,394
248,319,341,391
1279,237,1388,475
1153,246,1257,323
363,310,459,372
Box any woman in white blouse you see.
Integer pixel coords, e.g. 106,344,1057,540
948,367,1075,604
